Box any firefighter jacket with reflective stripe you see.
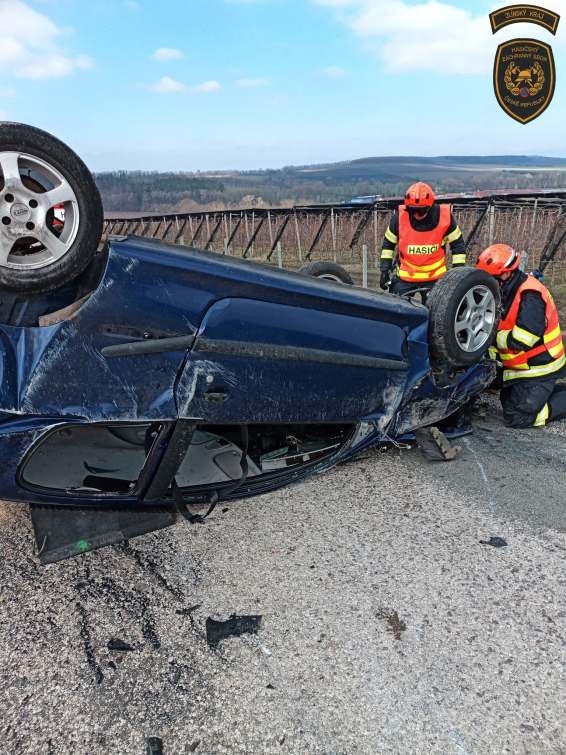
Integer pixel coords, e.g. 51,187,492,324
397,204,452,282
497,274,565,381
380,205,465,278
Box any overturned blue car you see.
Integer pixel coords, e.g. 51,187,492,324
0,124,498,558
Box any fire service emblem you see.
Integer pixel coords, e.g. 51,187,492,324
493,38,556,123
489,5,560,35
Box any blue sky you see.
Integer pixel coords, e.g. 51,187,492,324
0,0,565,171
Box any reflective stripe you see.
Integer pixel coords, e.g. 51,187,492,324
549,343,565,358
380,250,394,259
444,226,462,244
497,330,510,350
399,266,446,281
402,256,446,272
534,403,549,427
499,350,525,362
504,352,566,381
384,227,398,244
512,325,539,348
452,254,467,265
488,346,498,361
544,324,562,344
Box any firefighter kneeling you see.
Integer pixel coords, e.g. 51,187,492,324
477,244,566,428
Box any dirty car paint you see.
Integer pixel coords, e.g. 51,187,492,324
0,236,495,507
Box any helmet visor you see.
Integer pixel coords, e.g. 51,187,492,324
406,204,429,216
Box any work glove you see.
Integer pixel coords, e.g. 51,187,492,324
379,271,390,291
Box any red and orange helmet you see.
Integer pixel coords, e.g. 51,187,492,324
404,182,435,210
476,244,520,276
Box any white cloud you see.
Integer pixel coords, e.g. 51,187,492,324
149,76,187,93
152,48,185,61
320,65,348,77
189,80,221,93
238,77,269,87
314,0,556,75
0,0,93,79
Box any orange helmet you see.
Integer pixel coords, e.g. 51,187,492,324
405,182,435,209
477,244,520,276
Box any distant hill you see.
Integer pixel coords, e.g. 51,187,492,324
95,155,566,213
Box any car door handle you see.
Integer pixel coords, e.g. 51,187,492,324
204,387,229,403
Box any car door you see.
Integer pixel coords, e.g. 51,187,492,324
176,297,412,425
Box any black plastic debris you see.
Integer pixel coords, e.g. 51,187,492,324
266,684,275,689
108,638,135,651
29,504,177,564
414,426,461,461
146,737,163,755
175,604,202,616
206,614,262,647
480,537,508,548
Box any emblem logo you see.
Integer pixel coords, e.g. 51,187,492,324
493,38,556,123
10,203,31,222
490,5,560,35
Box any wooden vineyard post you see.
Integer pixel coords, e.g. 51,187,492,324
362,245,368,288
331,208,337,263
373,208,378,268
277,241,282,269
294,210,302,262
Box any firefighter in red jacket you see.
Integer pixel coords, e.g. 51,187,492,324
380,182,466,299
477,244,566,428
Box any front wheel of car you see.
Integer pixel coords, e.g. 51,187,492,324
0,122,104,294
297,261,354,285
426,267,500,367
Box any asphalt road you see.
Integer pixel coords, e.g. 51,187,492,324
1,395,566,755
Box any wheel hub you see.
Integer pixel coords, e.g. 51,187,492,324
0,150,79,270
10,202,31,223
454,284,496,353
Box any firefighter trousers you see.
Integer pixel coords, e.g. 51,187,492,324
500,367,566,428
389,276,436,304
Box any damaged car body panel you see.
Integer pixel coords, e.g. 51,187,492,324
0,236,495,509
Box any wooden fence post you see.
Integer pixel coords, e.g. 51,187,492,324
331,208,337,263
294,210,302,262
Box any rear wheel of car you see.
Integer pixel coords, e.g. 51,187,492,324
297,261,354,285
426,267,500,366
0,122,104,294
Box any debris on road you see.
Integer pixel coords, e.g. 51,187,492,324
175,605,202,616
206,615,263,648
107,638,135,651
414,426,462,461
146,737,163,755
480,537,508,548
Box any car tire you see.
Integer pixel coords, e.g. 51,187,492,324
0,122,103,294
426,267,500,366
297,261,354,285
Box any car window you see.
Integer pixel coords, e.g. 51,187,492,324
22,423,161,495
